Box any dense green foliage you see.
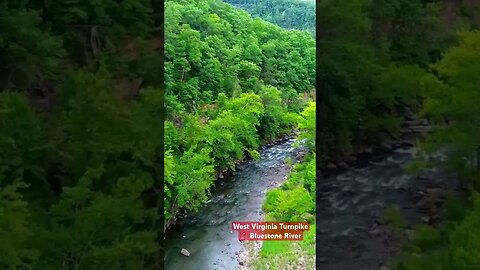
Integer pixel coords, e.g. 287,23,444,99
393,193,480,270
419,30,480,188
263,102,316,223
312,0,480,268
394,29,480,270
316,0,472,162
0,1,162,269
164,0,314,114
5,0,478,268
257,102,316,268
163,2,316,269
163,0,315,226
0,73,162,269
223,0,315,36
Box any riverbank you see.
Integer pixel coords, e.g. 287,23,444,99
165,131,299,231
236,131,315,269
234,152,301,269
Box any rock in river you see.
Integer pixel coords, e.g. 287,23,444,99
416,188,446,210
180,248,190,257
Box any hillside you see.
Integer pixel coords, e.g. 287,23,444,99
0,1,163,269
223,0,316,36
164,0,315,228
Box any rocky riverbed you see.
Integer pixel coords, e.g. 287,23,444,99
315,111,463,270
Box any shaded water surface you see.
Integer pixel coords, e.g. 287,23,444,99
317,146,458,269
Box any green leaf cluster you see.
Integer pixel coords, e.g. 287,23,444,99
163,0,316,227
224,0,316,36
164,0,315,114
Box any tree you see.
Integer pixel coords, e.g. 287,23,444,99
418,30,480,188
0,181,37,269
37,168,158,269
297,101,316,152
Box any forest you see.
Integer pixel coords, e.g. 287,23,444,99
223,0,315,36
1,0,480,268
163,0,316,268
164,0,315,230
1,1,163,269
0,0,316,267
315,0,480,269
206,0,480,268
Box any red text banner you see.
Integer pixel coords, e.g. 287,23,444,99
231,221,310,241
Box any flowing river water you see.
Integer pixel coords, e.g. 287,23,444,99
165,136,459,270
316,145,459,269
165,137,301,270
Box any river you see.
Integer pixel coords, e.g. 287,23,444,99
165,135,459,270
165,137,302,270
316,145,459,269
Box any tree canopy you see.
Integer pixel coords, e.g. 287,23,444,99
224,0,316,36
163,0,315,227
0,0,162,268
